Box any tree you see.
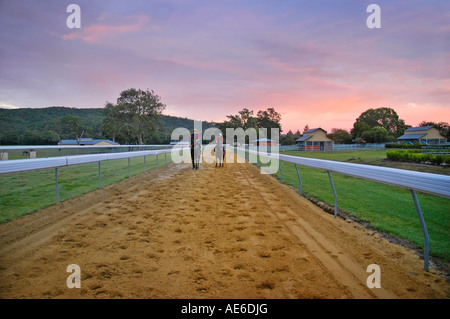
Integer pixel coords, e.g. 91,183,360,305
36,130,60,145
361,126,394,143
351,121,371,140
220,107,281,141
238,108,258,129
282,130,296,145
328,128,352,144
103,88,166,145
256,107,282,139
303,124,310,134
353,107,408,138
59,115,85,144
221,108,258,131
102,102,133,143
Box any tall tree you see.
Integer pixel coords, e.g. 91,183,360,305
103,88,166,145
281,130,296,145
59,115,85,144
303,124,310,134
353,107,408,138
350,121,371,140
219,107,281,141
256,107,282,139
239,108,258,129
328,128,352,144
361,126,394,143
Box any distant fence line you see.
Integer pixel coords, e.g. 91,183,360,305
0,144,172,159
279,143,387,152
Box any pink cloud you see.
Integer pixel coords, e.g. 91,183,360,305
62,15,148,44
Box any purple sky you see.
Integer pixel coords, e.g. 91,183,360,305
0,0,449,133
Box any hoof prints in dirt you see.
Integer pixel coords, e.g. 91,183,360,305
1,162,449,299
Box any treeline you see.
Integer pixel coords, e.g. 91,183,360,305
2,91,448,146
216,107,282,142
0,105,216,146
0,107,104,145
281,107,450,145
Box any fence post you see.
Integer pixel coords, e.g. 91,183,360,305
128,158,131,178
295,164,302,196
98,161,101,189
327,170,338,218
156,154,158,167
55,167,59,203
410,189,430,271
279,161,283,183
165,152,167,164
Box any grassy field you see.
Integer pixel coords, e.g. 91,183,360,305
0,153,171,223
261,150,450,262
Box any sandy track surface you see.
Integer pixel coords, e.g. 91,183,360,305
0,157,449,299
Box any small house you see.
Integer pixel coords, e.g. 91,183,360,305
296,128,334,151
397,126,447,145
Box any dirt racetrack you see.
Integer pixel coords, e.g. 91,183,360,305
0,156,449,299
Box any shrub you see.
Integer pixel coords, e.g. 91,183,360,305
386,150,446,165
386,150,400,161
431,155,445,166
385,143,422,149
410,153,424,163
445,156,450,165
421,154,433,163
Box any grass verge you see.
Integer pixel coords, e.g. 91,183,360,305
0,153,171,224
259,150,450,262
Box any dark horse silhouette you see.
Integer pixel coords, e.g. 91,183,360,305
193,141,201,169
191,130,201,170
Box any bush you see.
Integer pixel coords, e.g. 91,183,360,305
431,155,445,166
386,150,446,165
445,156,450,165
386,150,400,161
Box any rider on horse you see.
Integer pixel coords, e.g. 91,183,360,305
215,132,225,167
190,129,201,169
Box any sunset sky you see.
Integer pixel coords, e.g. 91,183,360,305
0,0,449,133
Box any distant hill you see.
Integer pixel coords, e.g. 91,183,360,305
0,106,217,145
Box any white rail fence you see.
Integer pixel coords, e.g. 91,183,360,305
0,144,172,159
0,148,173,208
231,147,450,271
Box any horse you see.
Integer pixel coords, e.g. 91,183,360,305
215,138,225,167
193,140,201,169
190,131,201,170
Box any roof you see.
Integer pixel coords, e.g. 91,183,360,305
303,128,329,135
58,139,119,145
397,133,426,140
303,128,320,134
296,136,312,142
405,126,433,132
